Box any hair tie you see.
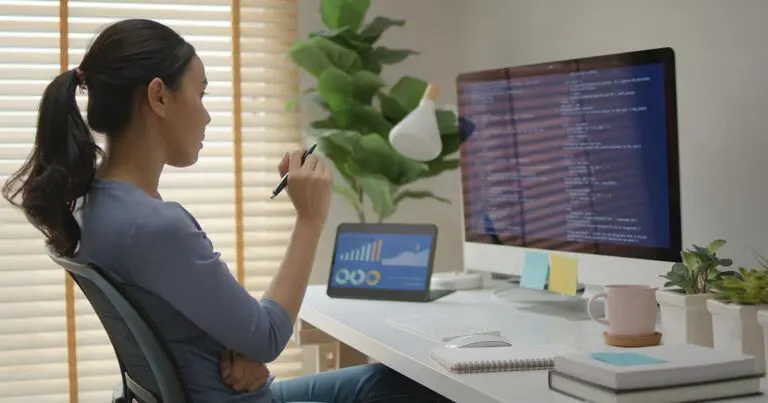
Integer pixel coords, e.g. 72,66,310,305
73,67,87,94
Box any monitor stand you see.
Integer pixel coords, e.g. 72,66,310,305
491,281,604,322
431,271,484,290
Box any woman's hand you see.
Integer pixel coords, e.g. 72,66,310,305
277,149,332,226
220,350,271,392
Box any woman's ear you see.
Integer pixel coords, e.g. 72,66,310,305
146,77,167,118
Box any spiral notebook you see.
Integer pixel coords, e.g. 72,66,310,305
430,343,578,374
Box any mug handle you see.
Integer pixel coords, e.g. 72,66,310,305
587,292,609,326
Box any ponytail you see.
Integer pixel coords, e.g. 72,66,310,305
1,69,103,257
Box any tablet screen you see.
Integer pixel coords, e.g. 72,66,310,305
328,225,436,293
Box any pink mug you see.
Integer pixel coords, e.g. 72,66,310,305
587,284,658,336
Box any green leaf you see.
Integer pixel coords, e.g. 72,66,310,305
355,174,397,220
351,70,386,104
335,162,357,186
681,251,697,270
377,92,409,122
289,40,334,77
438,132,461,158
372,46,419,64
347,134,429,185
316,67,354,127
739,267,751,278
315,130,362,162
692,244,709,256
284,99,298,112
420,158,460,180
320,0,371,31
389,76,428,112
672,262,689,275
348,104,393,136
394,189,451,206
333,184,364,214
707,239,727,254
359,16,406,43
310,27,371,55
436,110,461,157
309,116,337,130
361,50,382,74
665,267,686,282
317,67,353,107
436,109,458,134
718,270,739,279
310,36,363,73
664,262,697,294
349,134,401,181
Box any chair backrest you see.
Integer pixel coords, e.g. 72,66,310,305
47,251,190,403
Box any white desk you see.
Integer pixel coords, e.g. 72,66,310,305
296,284,768,402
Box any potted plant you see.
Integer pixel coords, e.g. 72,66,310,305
286,0,467,223
656,239,735,347
708,268,768,374
756,254,768,375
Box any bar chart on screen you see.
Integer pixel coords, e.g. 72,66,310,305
338,239,383,262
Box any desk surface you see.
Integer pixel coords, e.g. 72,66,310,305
299,284,768,403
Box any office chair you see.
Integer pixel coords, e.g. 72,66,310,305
47,250,190,403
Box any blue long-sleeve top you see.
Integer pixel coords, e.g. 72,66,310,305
76,179,293,402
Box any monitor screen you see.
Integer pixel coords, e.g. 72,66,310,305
457,48,681,261
329,232,435,291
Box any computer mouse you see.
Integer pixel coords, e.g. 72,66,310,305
445,334,512,349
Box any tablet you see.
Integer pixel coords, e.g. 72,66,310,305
326,223,441,302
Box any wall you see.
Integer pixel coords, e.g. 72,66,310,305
457,0,768,271
300,0,768,284
298,0,464,284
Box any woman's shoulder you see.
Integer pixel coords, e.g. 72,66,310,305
78,180,201,260
130,200,201,240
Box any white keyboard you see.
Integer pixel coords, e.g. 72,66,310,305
385,313,502,342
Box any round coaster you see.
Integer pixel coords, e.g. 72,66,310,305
603,331,662,347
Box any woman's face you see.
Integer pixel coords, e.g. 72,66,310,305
157,55,212,168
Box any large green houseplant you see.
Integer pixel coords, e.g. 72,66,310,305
286,0,466,222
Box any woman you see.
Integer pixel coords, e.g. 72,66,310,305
2,19,452,403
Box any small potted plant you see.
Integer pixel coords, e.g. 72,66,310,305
756,254,768,375
708,268,768,373
656,239,735,347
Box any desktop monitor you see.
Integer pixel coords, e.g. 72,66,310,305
457,47,681,287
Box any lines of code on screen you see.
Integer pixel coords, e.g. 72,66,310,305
459,63,671,250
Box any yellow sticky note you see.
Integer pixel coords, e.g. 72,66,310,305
549,255,578,296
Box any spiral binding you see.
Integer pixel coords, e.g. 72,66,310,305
450,357,554,374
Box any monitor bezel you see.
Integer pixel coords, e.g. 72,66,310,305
456,47,682,263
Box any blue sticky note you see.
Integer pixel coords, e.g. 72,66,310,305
591,352,667,366
520,251,549,289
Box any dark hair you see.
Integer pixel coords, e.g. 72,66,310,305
1,19,196,257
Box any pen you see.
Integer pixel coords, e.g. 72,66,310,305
270,143,318,199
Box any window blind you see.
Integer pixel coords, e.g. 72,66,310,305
0,1,303,402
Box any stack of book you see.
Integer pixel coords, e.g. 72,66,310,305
548,344,764,403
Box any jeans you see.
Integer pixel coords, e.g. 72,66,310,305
270,363,454,403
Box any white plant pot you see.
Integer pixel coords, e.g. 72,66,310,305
707,299,768,374
656,290,713,347
756,310,768,375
